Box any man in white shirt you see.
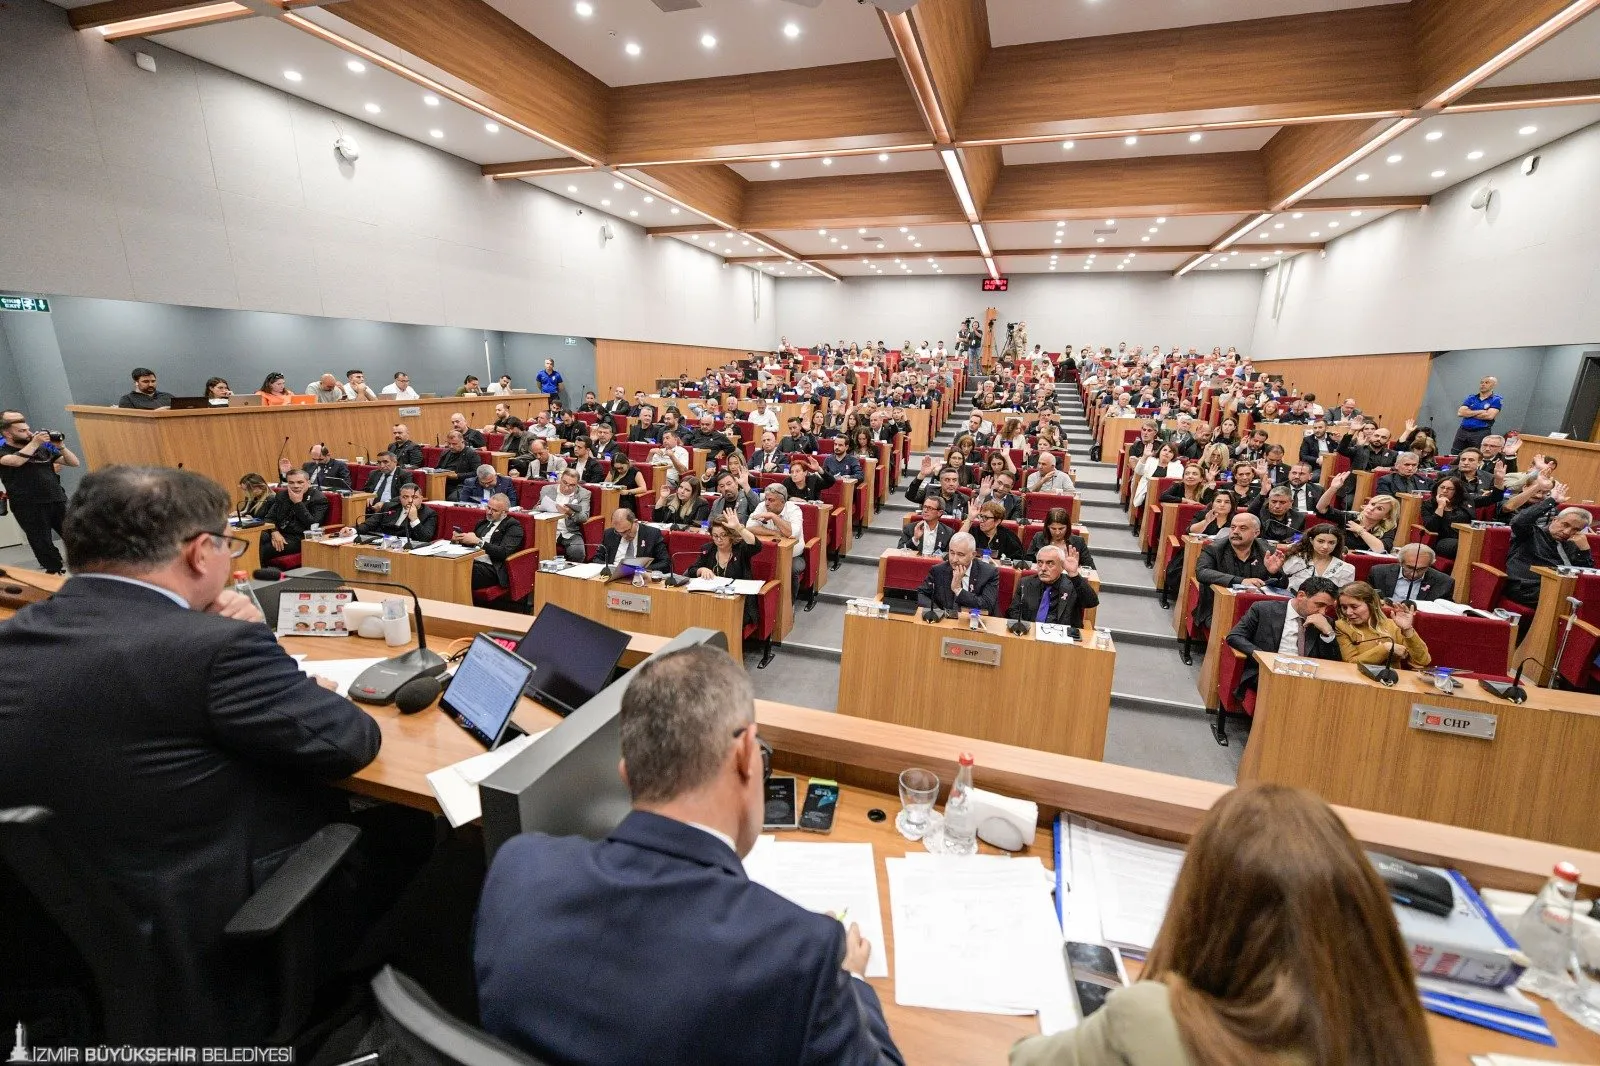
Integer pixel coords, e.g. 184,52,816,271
306,374,344,403
1026,452,1075,494
748,483,806,593
896,497,953,556
381,372,419,401
650,430,691,487
527,411,558,441
748,398,780,434
534,468,591,562
341,369,377,402
486,374,515,396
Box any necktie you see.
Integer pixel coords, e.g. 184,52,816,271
1036,587,1053,623
1296,617,1308,656
377,473,390,502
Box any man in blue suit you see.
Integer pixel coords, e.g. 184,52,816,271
455,463,515,506
474,645,904,1066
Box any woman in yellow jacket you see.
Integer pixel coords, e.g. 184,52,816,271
1334,580,1431,668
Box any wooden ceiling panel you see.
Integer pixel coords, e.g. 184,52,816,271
962,145,1003,215
626,164,749,228
1411,0,1600,107
959,7,1415,144
1260,117,1400,207
333,0,609,162
607,62,931,166
1448,78,1600,112
69,0,231,31
741,171,965,230
984,154,1269,221
906,0,991,133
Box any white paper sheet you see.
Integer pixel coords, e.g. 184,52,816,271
555,563,606,580
742,837,890,978
1083,821,1185,954
685,577,766,595
425,730,550,828
294,656,388,697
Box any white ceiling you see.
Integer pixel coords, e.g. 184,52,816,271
1317,105,1600,197
1240,207,1395,246
730,149,941,181
153,16,560,166
1205,249,1296,271
527,169,701,229
486,0,892,88
757,224,978,255
986,214,1244,249
988,0,1404,47
827,256,982,278
1002,127,1278,164
1482,8,1600,87
995,252,1190,274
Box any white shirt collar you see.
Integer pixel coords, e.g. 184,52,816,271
75,572,190,610
687,822,740,858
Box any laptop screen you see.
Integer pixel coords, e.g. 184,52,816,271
441,635,534,749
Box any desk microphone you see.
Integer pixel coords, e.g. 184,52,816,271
1480,655,1544,704
1550,595,1584,691
275,435,290,471
1356,631,1399,687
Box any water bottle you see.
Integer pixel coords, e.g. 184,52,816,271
231,571,265,621
968,607,981,630
982,548,994,565
1514,861,1581,998
942,753,977,856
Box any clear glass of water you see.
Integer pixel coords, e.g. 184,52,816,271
1561,918,1600,1033
896,768,940,841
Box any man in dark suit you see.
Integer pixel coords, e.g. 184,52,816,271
476,645,903,1064
916,532,999,615
261,469,329,566
435,430,481,496
386,423,424,468
1193,512,1284,633
1369,544,1456,602
1224,576,1341,702
1375,451,1425,497
603,385,632,416
361,451,414,507
629,406,663,443
898,496,954,555
350,483,437,542
449,412,487,449
1007,543,1099,627
456,464,516,507
282,443,351,492
593,506,671,571
1298,418,1338,466
452,492,526,591
0,466,381,1041
564,436,604,484
1283,462,1322,513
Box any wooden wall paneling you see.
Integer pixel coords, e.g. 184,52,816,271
905,0,991,132
1250,353,1432,431
740,171,966,230
1447,78,1600,112
1516,437,1600,503
66,0,227,30
607,62,931,166
624,164,748,227
595,340,760,399
482,157,592,180
956,7,1414,144
332,0,609,162
961,144,1002,215
1410,0,1600,108
1260,117,1401,207
984,154,1267,221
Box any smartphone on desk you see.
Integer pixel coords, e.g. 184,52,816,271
799,779,840,833
1065,942,1130,1019
764,776,798,830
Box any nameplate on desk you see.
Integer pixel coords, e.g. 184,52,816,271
354,554,392,576
398,406,421,417
606,590,652,615
940,638,1002,667
1409,704,1497,741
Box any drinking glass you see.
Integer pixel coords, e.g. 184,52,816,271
896,768,940,841
1561,917,1600,1034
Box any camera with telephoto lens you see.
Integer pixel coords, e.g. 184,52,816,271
46,431,64,443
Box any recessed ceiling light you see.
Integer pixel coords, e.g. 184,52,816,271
878,153,890,162
428,128,443,139
783,21,800,38
1309,230,1320,237
1095,237,1105,243
1055,221,1066,228
601,198,611,206
1350,210,1363,217
1188,132,1202,143
1387,153,1403,164
1430,169,1446,178
1354,173,1369,182
819,229,827,235
1467,150,1483,160
363,102,380,114
1274,222,1285,229
1273,250,1283,255
769,160,781,169
1117,264,1125,270
346,60,366,74
1124,136,1138,146
862,259,869,264
1148,226,1158,233
742,240,750,246
1049,266,1057,271
821,157,833,166
913,242,921,247
840,244,848,250
701,33,717,49
283,70,303,82
1141,236,1150,242
642,195,654,204
1291,212,1304,219
691,235,699,240
624,41,641,56
1082,264,1090,270
670,207,680,214
1328,221,1340,228
485,122,500,133
1425,130,1443,141
1258,233,1269,239
423,94,440,107
567,184,577,193
1156,217,1167,223
629,210,638,217
1105,219,1116,225
1062,140,1075,150
1053,238,1062,245
574,1,593,15
1519,125,1538,136
613,181,624,190
830,237,838,243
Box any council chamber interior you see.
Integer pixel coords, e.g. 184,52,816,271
3,0,1600,1061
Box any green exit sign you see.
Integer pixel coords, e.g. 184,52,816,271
0,296,50,313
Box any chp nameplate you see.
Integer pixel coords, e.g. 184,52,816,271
606,590,652,615
1409,704,1497,741
353,554,392,576
940,638,1002,667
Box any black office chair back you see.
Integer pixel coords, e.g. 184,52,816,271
371,967,547,1066
0,807,161,1042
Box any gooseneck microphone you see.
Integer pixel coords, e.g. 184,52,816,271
1481,655,1544,704
275,435,291,473
1357,630,1399,687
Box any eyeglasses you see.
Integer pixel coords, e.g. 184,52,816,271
190,531,250,559
732,722,772,780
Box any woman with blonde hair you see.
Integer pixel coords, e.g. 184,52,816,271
1316,473,1400,552
1011,783,1434,1066
1335,580,1431,668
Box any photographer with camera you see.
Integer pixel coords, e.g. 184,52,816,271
0,411,81,573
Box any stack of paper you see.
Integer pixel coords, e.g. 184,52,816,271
685,577,765,595
555,563,606,580
292,655,388,697
742,837,889,979
425,730,549,828
887,854,1075,1033
1082,821,1185,955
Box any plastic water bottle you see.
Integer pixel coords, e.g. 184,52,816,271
1514,861,1581,997
942,753,977,856
231,571,265,622
981,548,994,565
968,607,981,631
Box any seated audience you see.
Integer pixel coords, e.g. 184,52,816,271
261,469,327,565
306,373,344,403
899,496,954,556
386,423,424,468
916,532,999,615
1505,488,1594,609
350,482,437,542
1316,475,1399,552
1026,451,1075,494
1375,452,1427,497
204,376,233,405
693,511,763,627
1278,522,1354,591
116,366,175,410
235,472,274,520
450,412,488,449
452,491,526,591
362,453,413,507
1422,475,1474,558
1369,543,1455,602
381,371,419,400
960,499,1026,563
256,372,294,405
436,430,483,496
1192,512,1283,632
1007,544,1098,628
284,443,350,492
342,369,377,401
1225,576,1342,701
748,483,807,593
1026,506,1095,569
1334,581,1431,667
457,464,516,507
1252,485,1306,545
654,474,711,527
593,507,670,571
565,437,604,484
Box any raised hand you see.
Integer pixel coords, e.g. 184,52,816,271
1331,470,1350,489
1504,435,1523,456
1063,545,1081,577
1392,602,1416,632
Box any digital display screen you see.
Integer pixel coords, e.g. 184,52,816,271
441,635,533,749
981,278,1009,291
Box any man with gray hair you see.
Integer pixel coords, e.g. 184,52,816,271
1375,451,1424,497
534,467,591,562
1008,543,1098,627
0,465,381,1039
456,463,514,506
452,490,525,592
1026,450,1075,494
1369,542,1455,603
475,645,904,1065
916,530,999,615
1505,483,1594,611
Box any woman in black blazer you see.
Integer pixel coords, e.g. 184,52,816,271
693,511,762,627
653,474,711,527
604,453,648,518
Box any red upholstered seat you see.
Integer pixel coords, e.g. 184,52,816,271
321,493,344,528
485,432,505,451
1466,525,1524,614
1409,611,1514,677
1344,551,1394,583
882,554,940,599
1215,590,1283,717
1025,492,1078,522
